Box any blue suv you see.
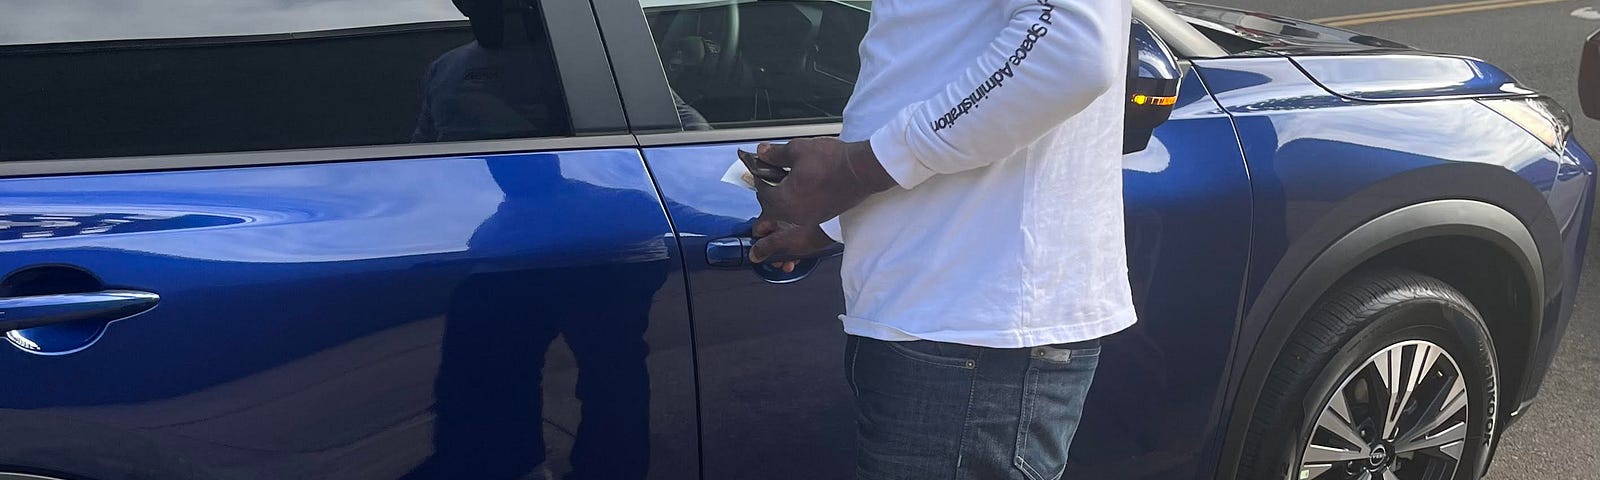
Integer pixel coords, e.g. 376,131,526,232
0,1,1589,479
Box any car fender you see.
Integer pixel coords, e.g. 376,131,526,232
1215,163,1560,479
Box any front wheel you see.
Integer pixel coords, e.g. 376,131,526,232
1238,270,1499,480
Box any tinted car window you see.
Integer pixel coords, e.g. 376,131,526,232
640,0,870,129
0,1,571,161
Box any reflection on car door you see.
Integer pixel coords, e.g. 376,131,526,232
644,140,856,478
1067,67,1254,477
0,150,700,480
0,1,699,479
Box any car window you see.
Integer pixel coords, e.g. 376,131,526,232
638,0,871,129
0,0,572,162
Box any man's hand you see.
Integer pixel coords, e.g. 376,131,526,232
749,218,835,273
753,138,897,226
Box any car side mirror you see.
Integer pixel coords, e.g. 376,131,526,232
1580,29,1600,120
1124,21,1182,154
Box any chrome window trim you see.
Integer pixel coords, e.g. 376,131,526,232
0,135,639,179
635,124,843,147
0,21,468,53
0,474,70,480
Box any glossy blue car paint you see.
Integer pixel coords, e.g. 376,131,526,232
638,66,1257,479
1197,55,1560,336
1290,54,1533,101
1522,138,1596,406
0,150,699,480
1193,55,1590,478
0,3,1592,480
1069,68,1254,478
642,143,854,479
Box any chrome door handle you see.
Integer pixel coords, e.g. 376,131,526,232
706,237,754,268
0,290,160,332
705,237,843,268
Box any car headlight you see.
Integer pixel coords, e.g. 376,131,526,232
1480,96,1572,153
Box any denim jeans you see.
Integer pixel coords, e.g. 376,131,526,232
845,335,1101,480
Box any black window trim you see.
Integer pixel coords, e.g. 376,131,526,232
590,0,684,134
0,0,630,179
547,0,630,135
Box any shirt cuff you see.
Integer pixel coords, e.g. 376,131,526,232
868,115,938,189
820,217,844,243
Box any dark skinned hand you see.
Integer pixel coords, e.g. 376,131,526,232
749,137,895,264
748,218,835,272
753,138,896,225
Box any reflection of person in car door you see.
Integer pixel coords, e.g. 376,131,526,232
410,0,707,144
410,0,568,144
746,1,1135,478
404,2,667,479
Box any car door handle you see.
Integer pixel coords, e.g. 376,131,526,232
706,237,844,268
0,290,160,332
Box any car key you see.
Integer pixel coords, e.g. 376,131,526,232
737,149,789,186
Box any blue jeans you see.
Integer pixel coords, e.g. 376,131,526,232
845,335,1101,480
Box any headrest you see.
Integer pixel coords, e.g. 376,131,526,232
453,0,538,49
665,36,708,68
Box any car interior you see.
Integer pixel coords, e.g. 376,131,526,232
644,0,870,128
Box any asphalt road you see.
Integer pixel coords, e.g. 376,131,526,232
1199,0,1600,478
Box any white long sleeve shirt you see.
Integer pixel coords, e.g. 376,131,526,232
825,0,1136,348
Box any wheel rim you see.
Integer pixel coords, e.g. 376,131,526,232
1298,340,1470,480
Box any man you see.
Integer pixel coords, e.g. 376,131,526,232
747,1,1134,478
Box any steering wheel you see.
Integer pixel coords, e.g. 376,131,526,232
658,1,741,98
712,0,741,84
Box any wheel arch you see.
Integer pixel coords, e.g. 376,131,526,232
1216,182,1561,480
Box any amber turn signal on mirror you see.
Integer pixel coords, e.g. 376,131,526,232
1131,94,1178,106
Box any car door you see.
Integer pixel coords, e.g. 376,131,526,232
0,2,699,480
597,1,1254,478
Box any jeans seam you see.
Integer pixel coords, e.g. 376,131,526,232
1014,360,1046,480
884,340,977,370
953,349,983,480
846,337,860,398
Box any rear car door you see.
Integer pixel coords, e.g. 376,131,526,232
0,2,699,479
598,2,1256,478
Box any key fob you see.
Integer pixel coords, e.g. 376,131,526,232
738,149,789,186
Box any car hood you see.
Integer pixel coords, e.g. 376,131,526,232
1163,1,1415,54
1164,1,1535,102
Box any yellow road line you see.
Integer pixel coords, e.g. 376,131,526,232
1313,0,1531,23
1313,0,1574,27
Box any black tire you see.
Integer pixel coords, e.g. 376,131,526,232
1237,269,1499,480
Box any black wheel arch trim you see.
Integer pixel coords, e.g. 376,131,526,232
1215,163,1563,479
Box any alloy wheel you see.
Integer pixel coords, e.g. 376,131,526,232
1298,340,1473,480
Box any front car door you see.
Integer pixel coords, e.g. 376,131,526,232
595,1,1255,478
0,2,699,479
597,1,865,477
